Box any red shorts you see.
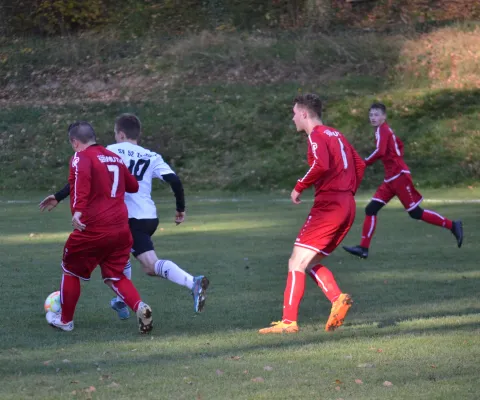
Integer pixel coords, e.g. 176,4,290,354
294,193,356,256
373,173,423,211
62,226,132,281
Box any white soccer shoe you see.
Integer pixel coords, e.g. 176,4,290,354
136,302,153,334
46,311,74,332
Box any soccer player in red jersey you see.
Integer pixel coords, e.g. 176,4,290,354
45,122,153,333
343,103,463,259
259,94,366,334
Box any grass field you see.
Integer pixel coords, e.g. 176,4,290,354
0,189,479,399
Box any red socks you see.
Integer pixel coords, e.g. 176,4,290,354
111,277,142,312
60,274,81,324
360,215,377,249
282,271,305,323
309,265,341,303
421,209,453,230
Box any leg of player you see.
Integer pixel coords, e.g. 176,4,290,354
105,278,153,334
46,273,79,332
343,200,385,259
307,263,353,332
258,246,320,334
110,260,132,320
408,206,463,248
139,250,210,313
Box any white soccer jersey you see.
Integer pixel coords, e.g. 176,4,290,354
106,142,174,219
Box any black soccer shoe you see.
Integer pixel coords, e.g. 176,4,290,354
342,245,369,259
451,220,463,248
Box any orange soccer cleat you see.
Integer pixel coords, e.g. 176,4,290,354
325,293,353,332
258,320,299,334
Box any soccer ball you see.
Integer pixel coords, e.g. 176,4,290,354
44,291,61,313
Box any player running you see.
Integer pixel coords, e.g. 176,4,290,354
259,94,365,334
46,121,153,333
40,114,209,319
343,103,463,259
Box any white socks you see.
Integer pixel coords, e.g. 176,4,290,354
154,259,194,290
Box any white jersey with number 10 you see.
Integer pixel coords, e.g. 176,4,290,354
107,142,174,219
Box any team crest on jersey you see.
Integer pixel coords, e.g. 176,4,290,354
311,143,318,152
72,156,80,168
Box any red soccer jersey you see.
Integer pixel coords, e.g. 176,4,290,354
295,125,365,197
364,122,410,182
68,144,139,232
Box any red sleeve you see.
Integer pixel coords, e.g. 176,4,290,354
348,142,366,194
123,163,139,193
294,132,329,193
71,152,92,213
365,126,387,166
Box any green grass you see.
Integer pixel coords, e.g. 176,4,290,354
0,189,479,399
1,26,479,191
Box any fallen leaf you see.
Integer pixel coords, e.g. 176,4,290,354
243,370,249,374
99,374,111,381
384,280,388,284
335,379,343,385
335,386,341,391
344,355,353,359
62,359,71,363
55,368,61,373
131,349,137,352
355,379,363,384
43,360,53,366
230,356,241,360
70,380,79,384
107,382,120,388
251,377,264,383
71,390,77,395
377,349,384,353
263,366,273,371
358,363,375,368
216,369,224,376
84,386,96,393
430,365,437,368
383,381,393,387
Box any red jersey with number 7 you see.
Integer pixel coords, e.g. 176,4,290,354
68,144,139,232
295,125,365,197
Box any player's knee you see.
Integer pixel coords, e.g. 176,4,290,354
408,206,423,220
365,201,383,216
288,255,309,272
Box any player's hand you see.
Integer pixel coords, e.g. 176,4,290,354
39,195,59,212
175,211,186,225
72,212,86,231
291,189,302,204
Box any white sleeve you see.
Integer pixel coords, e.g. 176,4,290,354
152,155,175,180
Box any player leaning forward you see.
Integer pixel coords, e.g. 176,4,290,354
259,94,366,334
46,122,153,333
40,114,209,318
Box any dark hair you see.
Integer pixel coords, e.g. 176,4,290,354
294,93,323,118
369,103,387,114
68,121,96,144
115,113,142,140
